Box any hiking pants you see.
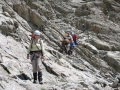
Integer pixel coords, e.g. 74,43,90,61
73,39,78,45
30,52,42,73
61,43,69,54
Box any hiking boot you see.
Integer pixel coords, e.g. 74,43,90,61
39,80,43,84
68,50,71,55
38,71,43,84
33,80,37,83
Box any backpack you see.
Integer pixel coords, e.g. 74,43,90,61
72,34,77,40
61,39,70,46
30,30,38,39
31,33,35,39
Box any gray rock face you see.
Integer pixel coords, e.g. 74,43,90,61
0,0,120,90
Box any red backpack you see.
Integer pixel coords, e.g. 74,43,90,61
30,31,35,39
72,34,77,40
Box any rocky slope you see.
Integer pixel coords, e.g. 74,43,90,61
0,0,120,90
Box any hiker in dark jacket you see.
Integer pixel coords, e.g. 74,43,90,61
27,30,45,84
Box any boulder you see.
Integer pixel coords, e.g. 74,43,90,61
90,38,112,51
81,42,98,54
30,10,45,27
104,51,120,72
75,4,91,16
13,4,31,21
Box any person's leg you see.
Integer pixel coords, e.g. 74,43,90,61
65,45,68,54
70,46,73,55
68,47,71,55
33,72,37,83
30,54,37,83
38,71,43,84
68,46,74,55
74,39,76,45
37,56,43,84
62,43,67,54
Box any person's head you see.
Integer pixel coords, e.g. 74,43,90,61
34,30,40,40
65,33,70,37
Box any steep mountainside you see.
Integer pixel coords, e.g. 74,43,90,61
0,0,120,90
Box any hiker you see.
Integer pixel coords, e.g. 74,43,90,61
27,30,45,84
82,24,86,32
108,75,120,89
72,32,78,45
65,33,74,55
60,37,70,54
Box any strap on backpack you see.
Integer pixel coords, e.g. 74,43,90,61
30,39,43,56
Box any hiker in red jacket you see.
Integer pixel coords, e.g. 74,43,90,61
72,32,78,45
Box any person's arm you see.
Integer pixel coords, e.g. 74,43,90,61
27,40,33,59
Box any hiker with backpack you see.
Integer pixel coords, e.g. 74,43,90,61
60,37,70,54
65,32,74,55
27,30,45,84
108,75,120,89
